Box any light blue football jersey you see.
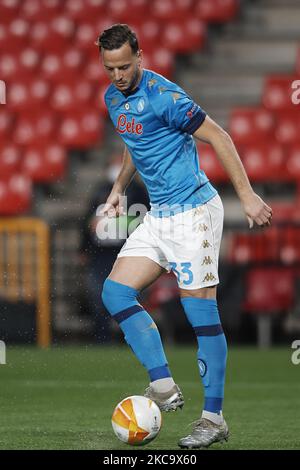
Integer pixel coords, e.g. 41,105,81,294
104,69,217,216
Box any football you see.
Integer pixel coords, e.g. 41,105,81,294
111,395,162,446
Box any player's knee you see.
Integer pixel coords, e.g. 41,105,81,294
101,278,138,315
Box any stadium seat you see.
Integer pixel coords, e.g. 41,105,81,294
279,227,300,265
8,80,50,112
0,0,20,22
18,48,40,78
20,0,62,21
197,142,228,183
83,50,110,86
22,144,67,182
74,22,98,56
0,143,21,179
0,110,15,141
138,20,161,54
151,0,193,21
275,111,300,145
161,19,206,53
65,0,106,22
61,48,85,80
108,0,148,23
5,19,30,52
228,233,255,264
286,144,300,181
229,107,275,146
194,0,240,23
244,268,295,314
14,111,58,146
149,49,175,78
0,53,18,81
240,142,285,182
58,109,104,148
30,16,75,52
50,81,96,112
0,174,32,215
263,75,298,112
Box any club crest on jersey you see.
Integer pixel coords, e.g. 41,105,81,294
116,114,143,135
137,98,145,113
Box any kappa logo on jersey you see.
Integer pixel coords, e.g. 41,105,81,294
116,114,143,135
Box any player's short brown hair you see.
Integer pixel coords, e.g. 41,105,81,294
96,24,139,54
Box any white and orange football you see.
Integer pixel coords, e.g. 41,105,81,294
111,395,162,446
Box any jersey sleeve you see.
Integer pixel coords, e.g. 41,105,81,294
151,87,207,134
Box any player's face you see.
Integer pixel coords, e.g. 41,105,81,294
102,42,142,93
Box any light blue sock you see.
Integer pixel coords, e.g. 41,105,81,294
181,297,227,414
102,278,171,381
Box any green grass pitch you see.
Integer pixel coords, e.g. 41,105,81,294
0,345,299,450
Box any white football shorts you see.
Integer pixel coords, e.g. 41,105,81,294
117,194,224,290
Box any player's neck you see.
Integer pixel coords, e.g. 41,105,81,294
122,69,143,97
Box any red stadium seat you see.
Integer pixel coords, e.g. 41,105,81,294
231,234,255,264
244,268,295,314
8,80,50,112
5,19,30,52
74,22,98,56
14,111,58,146
138,20,161,54
197,142,228,183
65,0,106,22
149,49,175,78
30,16,75,52
280,227,300,265
151,0,193,21
263,75,298,112
240,142,285,182
50,81,96,112
0,53,18,81
58,109,104,148
0,110,15,141
285,144,300,181
0,0,20,22
275,111,300,145
20,0,62,21
22,144,67,182
18,48,40,78
108,0,148,23
229,107,275,146
194,0,240,23
161,19,206,53
0,143,21,179
83,51,110,86
0,174,32,215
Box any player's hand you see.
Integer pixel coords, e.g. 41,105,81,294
242,193,273,229
97,190,126,218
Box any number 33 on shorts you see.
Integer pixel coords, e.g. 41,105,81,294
169,262,194,286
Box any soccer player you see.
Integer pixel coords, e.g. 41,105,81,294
97,24,272,449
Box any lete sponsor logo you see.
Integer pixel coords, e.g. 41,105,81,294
116,114,143,135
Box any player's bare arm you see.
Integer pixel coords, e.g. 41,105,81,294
193,116,273,228
99,145,136,217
